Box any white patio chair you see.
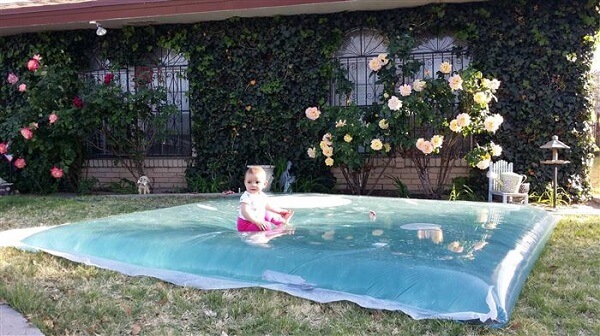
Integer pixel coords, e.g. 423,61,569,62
488,160,528,204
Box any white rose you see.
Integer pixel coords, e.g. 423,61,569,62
399,84,412,97
387,96,402,111
413,79,426,92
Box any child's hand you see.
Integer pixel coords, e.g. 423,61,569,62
281,209,294,224
256,220,270,231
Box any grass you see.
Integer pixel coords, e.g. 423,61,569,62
0,195,599,335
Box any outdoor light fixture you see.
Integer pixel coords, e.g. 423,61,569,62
90,21,107,36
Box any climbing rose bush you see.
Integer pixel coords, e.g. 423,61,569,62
1,54,63,181
302,53,505,197
0,53,94,193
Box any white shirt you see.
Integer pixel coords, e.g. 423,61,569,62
238,191,268,221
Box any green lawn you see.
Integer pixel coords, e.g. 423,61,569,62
0,195,599,335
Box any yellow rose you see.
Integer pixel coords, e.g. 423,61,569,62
307,147,316,158
377,53,389,65
431,135,444,148
473,91,490,105
368,58,382,72
456,113,471,127
378,119,389,130
449,119,461,133
344,134,352,143
370,139,383,151
325,157,334,166
448,74,463,91
384,143,391,152
322,146,333,157
439,61,452,74
491,143,502,157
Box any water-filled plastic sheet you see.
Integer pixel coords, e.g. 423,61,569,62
14,194,557,326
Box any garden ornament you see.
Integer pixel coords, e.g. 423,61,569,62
279,161,296,193
137,175,151,194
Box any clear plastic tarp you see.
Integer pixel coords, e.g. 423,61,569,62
7,194,557,327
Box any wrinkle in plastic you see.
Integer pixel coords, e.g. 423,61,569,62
18,194,557,327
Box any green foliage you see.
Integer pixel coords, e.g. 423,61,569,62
185,166,229,193
78,72,179,179
530,183,572,206
107,178,137,194
447,176,484,201
389,176,410,198
76,177,99,195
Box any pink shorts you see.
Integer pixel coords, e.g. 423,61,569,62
237,211,285,232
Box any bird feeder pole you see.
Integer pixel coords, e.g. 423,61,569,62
540,135,570,208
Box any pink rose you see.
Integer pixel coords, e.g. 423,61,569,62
7,73,19,85
20,127,33,140
18,83,27,92
0,143,7,155
50,167,64,179
103,73,114,85
14,158,26,169
49,113,58,124
27,58,40,71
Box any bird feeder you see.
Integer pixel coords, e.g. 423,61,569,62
540,135,570,208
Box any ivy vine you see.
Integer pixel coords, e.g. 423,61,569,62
0,0,598,199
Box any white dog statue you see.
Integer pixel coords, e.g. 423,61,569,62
137,175,151,194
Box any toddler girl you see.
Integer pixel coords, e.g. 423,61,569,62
237,166,293,231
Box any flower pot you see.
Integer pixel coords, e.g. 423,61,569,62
247,165,275,192
500,172,526,193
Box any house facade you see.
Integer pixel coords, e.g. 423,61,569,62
1,0,598,199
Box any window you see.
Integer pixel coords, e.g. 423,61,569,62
85,48,191,157
331,32,470,107
331,28,388,106
408,36,470,80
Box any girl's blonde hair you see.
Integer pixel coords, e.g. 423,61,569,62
246,166,266,177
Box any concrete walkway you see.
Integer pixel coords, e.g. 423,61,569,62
0,304,44,336
1,199,599,336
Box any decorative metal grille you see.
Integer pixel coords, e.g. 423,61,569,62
331,32,470,106
85,48,191,157
331,31,473,154
331,28,388,106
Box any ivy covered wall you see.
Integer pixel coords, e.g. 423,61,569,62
0,0,598,199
